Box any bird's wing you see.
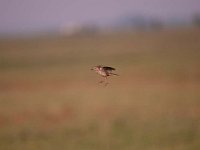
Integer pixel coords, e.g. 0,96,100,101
103,66,116,71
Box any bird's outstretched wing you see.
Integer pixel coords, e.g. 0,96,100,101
103,66,116,71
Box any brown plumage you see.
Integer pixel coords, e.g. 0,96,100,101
91,65,118,85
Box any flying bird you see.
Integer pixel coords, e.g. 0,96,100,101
91,65,118,85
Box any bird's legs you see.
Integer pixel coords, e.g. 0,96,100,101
99,77,104,84
99,77,109,86
104,77,109,86
99,80,104,83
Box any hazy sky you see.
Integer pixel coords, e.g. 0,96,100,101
0,0,199,35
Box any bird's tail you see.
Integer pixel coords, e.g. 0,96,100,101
110,73,119,76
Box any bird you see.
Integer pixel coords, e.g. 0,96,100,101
91,65,118,85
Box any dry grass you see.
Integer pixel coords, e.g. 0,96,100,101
0,27,200,150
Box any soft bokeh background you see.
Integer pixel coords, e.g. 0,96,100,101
0,0,200,150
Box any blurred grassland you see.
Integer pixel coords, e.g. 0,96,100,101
0,27,200,150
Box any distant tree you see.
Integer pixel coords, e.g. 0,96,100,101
78,24,99,35
149,19,163,30
118,15,148,30
192,14,200,27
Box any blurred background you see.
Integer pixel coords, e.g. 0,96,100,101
0,0,200,149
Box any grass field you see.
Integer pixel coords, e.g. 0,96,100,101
0,27,200,150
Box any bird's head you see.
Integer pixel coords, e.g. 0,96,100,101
91,65,101,71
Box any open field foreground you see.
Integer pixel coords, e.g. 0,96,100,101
0,28,200,150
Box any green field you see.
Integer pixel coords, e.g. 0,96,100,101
0,28,200,150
